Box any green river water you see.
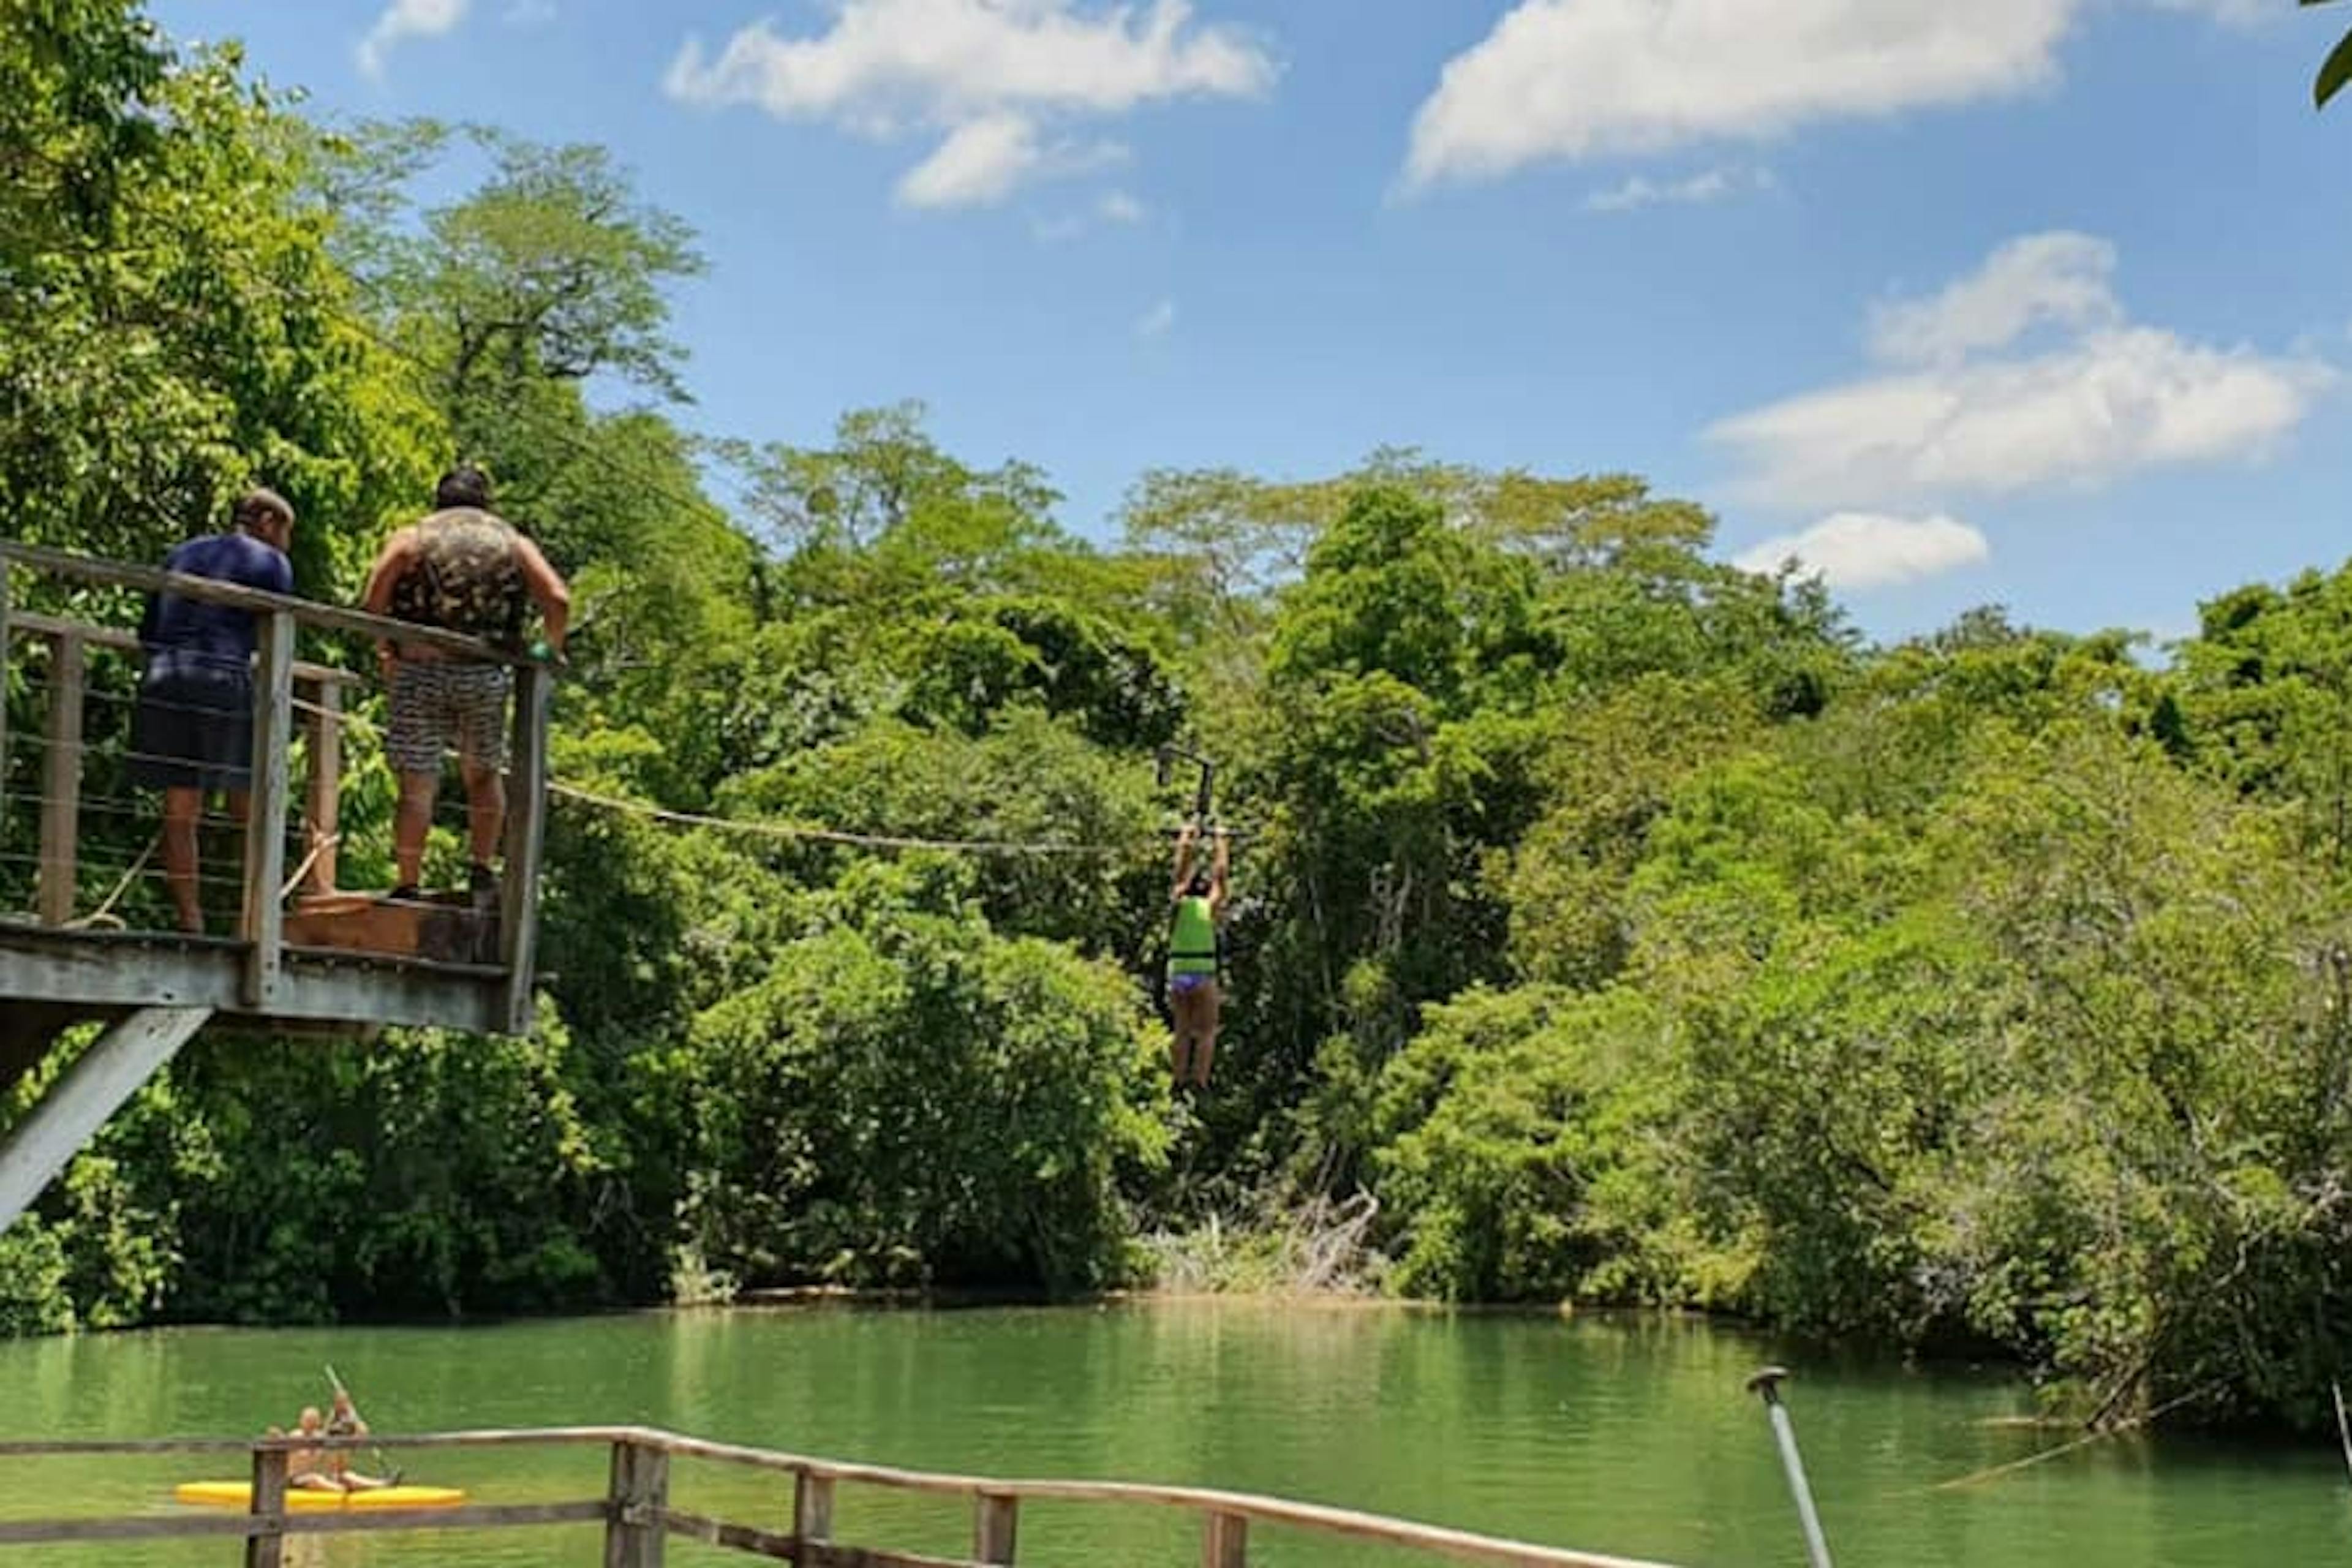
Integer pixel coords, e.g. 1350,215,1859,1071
0,1302,2339,1566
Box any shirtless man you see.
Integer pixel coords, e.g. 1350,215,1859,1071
270,1401,391,1493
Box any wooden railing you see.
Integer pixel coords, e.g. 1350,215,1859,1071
0,541,551,1035
0,1426,1688,1567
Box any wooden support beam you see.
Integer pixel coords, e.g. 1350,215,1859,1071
0,1004,119,1101
1202,1510,1249,1568
0,929,510,1035
0,1006,209,1234
974,1493,1019,1564
604,1439,669,1568
300,678,341,895
240,612,293,1009
246,1444,287,1568
499,663,551,1036
37,630,82,926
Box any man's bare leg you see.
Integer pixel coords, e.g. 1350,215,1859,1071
160,786,204,932
393,771,437,892
459,758,505,876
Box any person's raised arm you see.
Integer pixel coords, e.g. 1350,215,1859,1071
1210,827,1231,908
511,534,570,655
1172,821,1197,902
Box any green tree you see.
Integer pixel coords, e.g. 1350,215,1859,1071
681,860,1169,1292
2314,0,2352,109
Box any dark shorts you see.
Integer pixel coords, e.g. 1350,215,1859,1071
1169,973,1218,996
127,667,252,794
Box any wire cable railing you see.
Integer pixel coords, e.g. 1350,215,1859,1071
0,541,551,1037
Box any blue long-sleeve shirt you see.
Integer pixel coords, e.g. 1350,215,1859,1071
138,533,294,677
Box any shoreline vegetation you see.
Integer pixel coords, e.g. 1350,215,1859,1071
11,1,2352,1439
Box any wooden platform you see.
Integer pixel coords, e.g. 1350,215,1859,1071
0,921,510,1036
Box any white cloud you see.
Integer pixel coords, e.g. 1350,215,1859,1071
1030,187,1148,242
1402,0,2270,189
1867,231,2119,365
357,0,469,78
666,0,1275,208
1136,298,1177,338
1735,512,1989,590
1586,164,1773,213
1708,232,2332,509
1404,0,2073,186
897,113,1044,208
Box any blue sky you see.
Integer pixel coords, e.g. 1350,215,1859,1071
153,0,2352,642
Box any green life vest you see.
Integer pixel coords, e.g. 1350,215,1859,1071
1169,894,1219,978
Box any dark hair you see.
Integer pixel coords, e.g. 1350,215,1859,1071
434,464,493,511
232,488,293,532
1187,870,1213,898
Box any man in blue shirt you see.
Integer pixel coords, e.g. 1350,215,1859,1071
129,489,296,933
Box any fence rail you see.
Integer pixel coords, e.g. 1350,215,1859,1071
0,1425,1687,1568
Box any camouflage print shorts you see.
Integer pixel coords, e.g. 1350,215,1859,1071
386,661,511,775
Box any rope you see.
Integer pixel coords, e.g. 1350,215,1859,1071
62,831,157,932
547,781,1138,859
281,833,342,901
288,692,1193,861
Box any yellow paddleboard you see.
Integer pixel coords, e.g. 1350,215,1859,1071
174,1481,467,1510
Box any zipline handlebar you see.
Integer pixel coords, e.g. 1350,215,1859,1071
1156,744,1217,823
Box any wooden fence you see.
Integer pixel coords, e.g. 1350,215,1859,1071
0,1425,1690,1568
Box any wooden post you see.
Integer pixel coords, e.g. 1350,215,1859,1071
603,1439,668,1568
974,1492,1019,1565
246,1438,287,1568
36,630,82,925
300,677,341,894
499,662,550,1035
1202,1510,1249,1568
794,1471,835,1545
240,612,293,1008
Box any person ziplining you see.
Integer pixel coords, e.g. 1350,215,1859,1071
1161,741,1234,1090
1166,820,1230,1090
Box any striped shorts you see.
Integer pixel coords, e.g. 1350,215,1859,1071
386,661,511,775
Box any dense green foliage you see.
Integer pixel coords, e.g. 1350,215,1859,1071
13,0,2352,1434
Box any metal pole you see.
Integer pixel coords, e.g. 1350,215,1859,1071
1747,1366,1834,1568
